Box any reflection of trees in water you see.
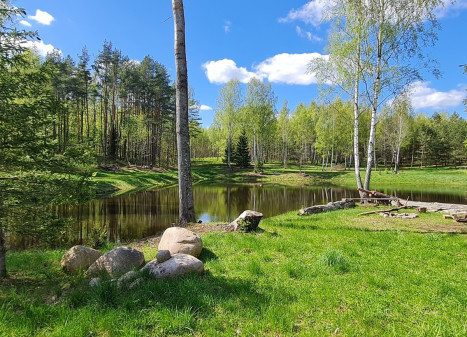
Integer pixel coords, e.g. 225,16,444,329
57,184,464,247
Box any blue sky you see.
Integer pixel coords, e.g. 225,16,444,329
16,0,467,126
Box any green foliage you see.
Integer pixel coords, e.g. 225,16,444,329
233,131,250,168
87,227,108,250
0,4,95,277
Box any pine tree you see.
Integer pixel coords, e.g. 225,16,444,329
233,131,251,168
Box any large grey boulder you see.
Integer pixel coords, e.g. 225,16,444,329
86,247,145,278
61,245,102,273
226,210,263,232
158,227,202,257
142,253,204,279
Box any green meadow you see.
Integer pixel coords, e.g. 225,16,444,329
1,208,466,336
92,158,467,196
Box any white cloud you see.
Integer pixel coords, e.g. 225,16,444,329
202,59,261,84
409,81,466,110
28,9,54,25
190,104,213,111
296,25,322,42
279,0,331,26
436,0,467,17
203,53,328,86
224,21,232,33
22,40,60,57
19,20,31,27
255,53,327,85
199,104,213,111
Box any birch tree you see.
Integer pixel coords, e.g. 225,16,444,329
245,78,276,172
172,0,195,225
277,100,290,169
311,0,442,193
213,80,242,170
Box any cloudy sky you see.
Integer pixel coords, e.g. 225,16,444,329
17,0,467,126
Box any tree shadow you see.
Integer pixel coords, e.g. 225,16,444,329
198,247,218,262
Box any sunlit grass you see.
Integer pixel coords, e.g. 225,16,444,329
2,208,466,336
90,158,467,196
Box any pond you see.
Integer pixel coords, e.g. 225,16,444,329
62,183,466,245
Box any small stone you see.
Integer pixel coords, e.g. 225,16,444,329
89,277,101,287
156,250,171,263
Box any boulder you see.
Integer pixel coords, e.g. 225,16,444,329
86,247,145,278
226,210,263,232
158,227,202,257
142,253,204,279
61,245,102,273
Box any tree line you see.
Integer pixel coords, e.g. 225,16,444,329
39,41,201,168
192,80,466,172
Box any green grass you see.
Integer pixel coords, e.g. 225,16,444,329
2,208,466,336
90,159,467,196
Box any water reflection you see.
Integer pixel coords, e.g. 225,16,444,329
62,184,357,244
63,183,466,245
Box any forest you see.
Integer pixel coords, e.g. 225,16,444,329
200,80,467,173
1,1,467,336
2,43,465,174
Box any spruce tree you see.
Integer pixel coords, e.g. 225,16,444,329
233,131,251,168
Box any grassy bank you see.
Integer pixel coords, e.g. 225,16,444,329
92,158,467,196
1,208,466,336
6,159,465,198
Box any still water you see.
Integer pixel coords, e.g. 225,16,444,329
65,183,466,244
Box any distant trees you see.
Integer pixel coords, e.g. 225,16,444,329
233,131,251,168
245,79,277,172
209,91,466,171
213,80,242,169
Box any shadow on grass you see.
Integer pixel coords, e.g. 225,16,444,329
198,247,218,262
308,171,349,180
66,272,269,322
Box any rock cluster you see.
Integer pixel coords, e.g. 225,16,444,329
61,226,205,286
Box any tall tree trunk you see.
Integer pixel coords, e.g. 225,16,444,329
353,65,363,190
227,131,232,170
394,146,401,174
172,0,195,225
353,17,363,193
364,7,384,191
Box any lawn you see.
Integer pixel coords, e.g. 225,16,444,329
1,207,466,336
90,159,467,196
